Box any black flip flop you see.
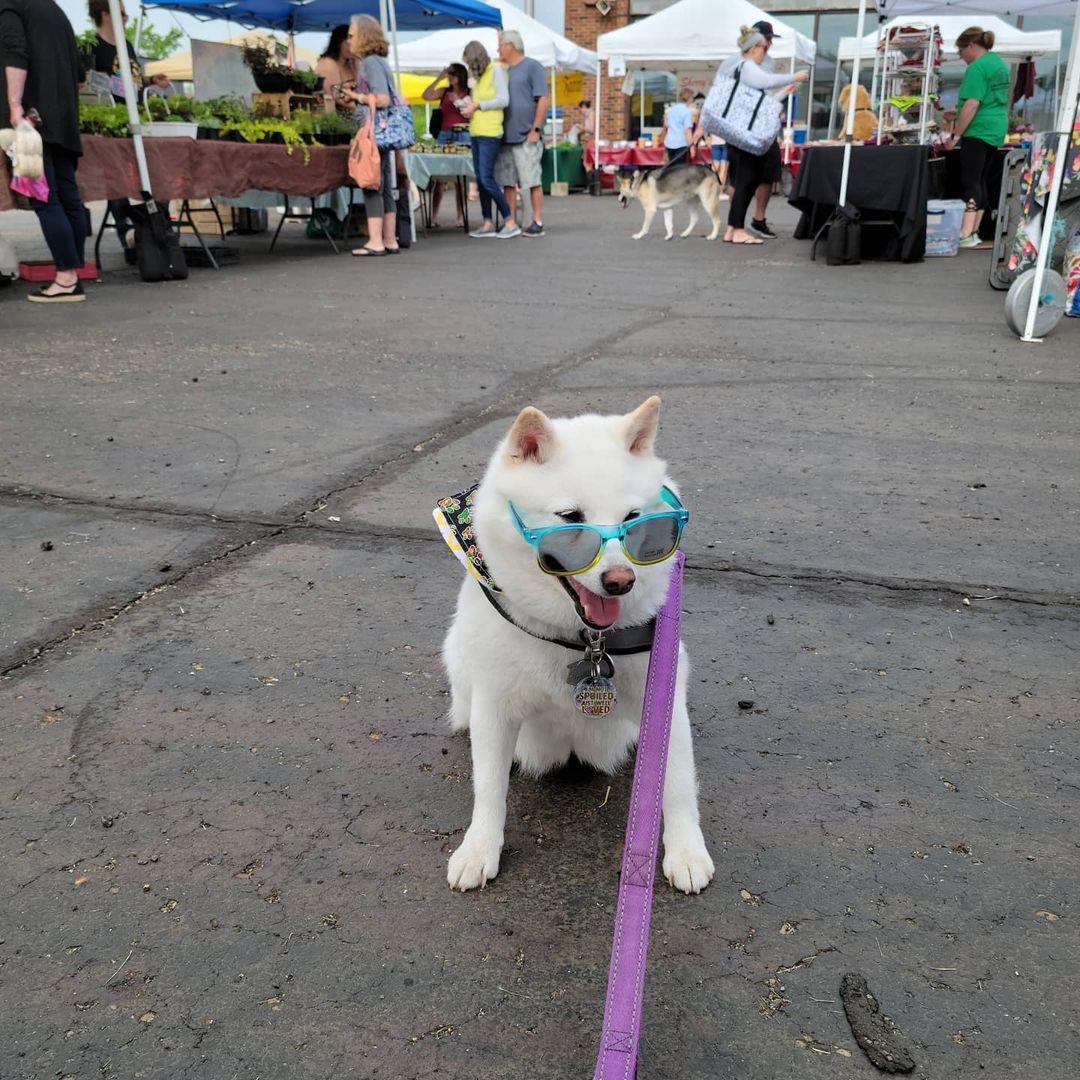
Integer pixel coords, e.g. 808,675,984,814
351,246,387,257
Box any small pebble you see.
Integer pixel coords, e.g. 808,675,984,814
40,540,54,551
737,699,755,710
766,614,775,625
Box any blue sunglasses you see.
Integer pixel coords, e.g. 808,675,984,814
509,486,689,576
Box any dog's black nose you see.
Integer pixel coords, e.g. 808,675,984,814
601,568,636,595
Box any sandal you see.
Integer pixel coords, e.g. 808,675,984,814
351,246,387,257
731,237,763,245
27,278,86,303
385,245,401,254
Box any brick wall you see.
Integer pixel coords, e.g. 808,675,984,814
564,0,632,141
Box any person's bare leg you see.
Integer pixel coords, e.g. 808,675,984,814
455,179,465,227
530,185,543,226
383,209,398,249
431,180,444,224
504,186,517,222
754,182,771,221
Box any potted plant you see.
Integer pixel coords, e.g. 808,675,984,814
242,41,292,94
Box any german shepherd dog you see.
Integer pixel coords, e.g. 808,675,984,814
617,164,724,241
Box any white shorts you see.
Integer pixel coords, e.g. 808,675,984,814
495,140,544,189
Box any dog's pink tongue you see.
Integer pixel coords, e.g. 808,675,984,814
571,581,621,628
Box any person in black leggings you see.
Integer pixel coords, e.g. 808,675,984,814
717,26,806,244
945,27,1010,248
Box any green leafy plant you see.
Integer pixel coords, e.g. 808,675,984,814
75,24,183,62
219,117,311,164
78,102,130,137
204,96,249,124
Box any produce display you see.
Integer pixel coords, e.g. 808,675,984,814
77,94,357,163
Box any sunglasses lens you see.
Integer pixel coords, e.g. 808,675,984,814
624,515,682,565
538,527,602,574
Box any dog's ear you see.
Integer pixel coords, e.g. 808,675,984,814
505,406,556,465
623,396,661,455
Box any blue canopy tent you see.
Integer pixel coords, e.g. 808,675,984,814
108,0,501,209
141,0,503,33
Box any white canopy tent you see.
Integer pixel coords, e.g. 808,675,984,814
829,16,1062,137
869,0,1079,341
393,0,597,183
593,0,816,157
595,0,817,67
838,15,1061,60
392,0,597,73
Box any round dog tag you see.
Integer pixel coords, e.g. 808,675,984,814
574,675,617,717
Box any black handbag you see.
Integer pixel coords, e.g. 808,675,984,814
127,198,188,282
428,107,443,140
826,203,861,266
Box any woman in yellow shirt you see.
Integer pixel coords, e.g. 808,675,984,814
459,42,517,238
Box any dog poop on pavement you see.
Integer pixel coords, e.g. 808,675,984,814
840,972,916,1074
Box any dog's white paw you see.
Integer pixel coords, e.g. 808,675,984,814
662,833,715,895
664,234,674,242
447,829,502,892
632,232,646,240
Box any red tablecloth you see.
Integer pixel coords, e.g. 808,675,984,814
0,135,350,211
583,145,712,169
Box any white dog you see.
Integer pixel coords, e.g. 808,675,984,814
437,397,714,895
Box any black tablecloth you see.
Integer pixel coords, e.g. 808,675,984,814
790,145,930,262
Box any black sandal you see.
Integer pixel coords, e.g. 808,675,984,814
351,246,387,257
27,279,86,303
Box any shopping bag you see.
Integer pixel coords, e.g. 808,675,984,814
700,63,783,155
349,112,381,190
127,198,188,282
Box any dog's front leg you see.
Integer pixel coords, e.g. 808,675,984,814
633,208,654,240
661,665,715,895
663,209,674,240
448,687,521,892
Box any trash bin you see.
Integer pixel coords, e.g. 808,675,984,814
542,146,587,194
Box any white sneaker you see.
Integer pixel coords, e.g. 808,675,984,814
496,223,522,239
470,226,497,239
957,233,982,249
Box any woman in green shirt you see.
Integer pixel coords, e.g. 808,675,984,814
946,27,1010,248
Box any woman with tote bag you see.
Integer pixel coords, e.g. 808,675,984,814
709,26,806,245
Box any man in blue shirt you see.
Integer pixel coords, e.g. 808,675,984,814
494,29,550,236
661,87,695,166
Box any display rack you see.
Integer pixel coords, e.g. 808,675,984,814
874,23,943,145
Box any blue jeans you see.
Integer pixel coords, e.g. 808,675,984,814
29,144,87,272
437,128,471,147
471,135,511,223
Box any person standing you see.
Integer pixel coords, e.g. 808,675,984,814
87,0,141,258
660,87,695,167
344,14,399,257
459,40,514,239
946,27,1010,249
422,62,471,228
316,24,355,115
718,25,805,245
494,29,548,237
0,0,89,302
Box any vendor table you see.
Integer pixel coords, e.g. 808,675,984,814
583,145,712,170
404,151,475,233
0,135,350,212
789,144,930,263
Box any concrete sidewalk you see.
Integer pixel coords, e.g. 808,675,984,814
1,195,1077,1080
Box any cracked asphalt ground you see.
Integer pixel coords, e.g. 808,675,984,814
1,197,1078,1080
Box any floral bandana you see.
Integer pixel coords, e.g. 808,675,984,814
433,485,502,593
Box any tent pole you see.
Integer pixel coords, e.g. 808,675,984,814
838,0,869,207
828,59,842,139
786,54,795,145
594,66,601,192
550,67,558,183
1021,1,1080,341
386,0,412,245
639,69,645,134
107,0,151,197
133,5,145,57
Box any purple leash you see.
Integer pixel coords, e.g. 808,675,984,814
594,552,684,1080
